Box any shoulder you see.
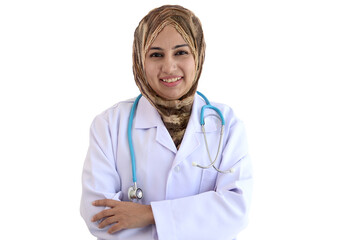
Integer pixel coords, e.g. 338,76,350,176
192,93,247,141
195,94,244,127
213,102,246,137
91,98,136,127
205,97,249,156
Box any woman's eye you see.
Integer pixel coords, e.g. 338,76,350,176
175,50,188,56
150,52,163,57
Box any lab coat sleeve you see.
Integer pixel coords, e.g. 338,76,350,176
151,116,253,240
80,115,124,239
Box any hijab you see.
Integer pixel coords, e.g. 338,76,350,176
132,5,205,148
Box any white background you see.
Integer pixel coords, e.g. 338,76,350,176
1,0,359,239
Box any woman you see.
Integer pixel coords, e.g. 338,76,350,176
80,5,252,240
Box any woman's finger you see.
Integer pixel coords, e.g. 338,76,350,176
92,199,118,207
108,222,127,234
91,208,114,222
98,216,117,229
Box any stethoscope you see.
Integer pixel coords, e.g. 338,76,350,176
127,91,234,201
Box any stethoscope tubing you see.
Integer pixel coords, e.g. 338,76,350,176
127,94,142,183
127,91,233,200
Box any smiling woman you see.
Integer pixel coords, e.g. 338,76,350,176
132,5,206,148
144,26,196,101
80,5,252,240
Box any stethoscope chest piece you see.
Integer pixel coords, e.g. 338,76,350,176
128,183,143,201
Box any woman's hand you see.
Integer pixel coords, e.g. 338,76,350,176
91,199,155,234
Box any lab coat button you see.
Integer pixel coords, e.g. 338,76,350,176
174,166,180,172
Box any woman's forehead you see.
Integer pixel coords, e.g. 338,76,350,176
149,25,187,48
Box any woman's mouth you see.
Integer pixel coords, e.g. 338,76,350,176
160,76,183,83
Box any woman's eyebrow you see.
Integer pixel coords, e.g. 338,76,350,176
149,47,162,51
148,44,189,51
173,44,189,49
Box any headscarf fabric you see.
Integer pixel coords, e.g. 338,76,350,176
132,5,205,148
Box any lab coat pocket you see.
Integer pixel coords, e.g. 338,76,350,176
199,169,218,193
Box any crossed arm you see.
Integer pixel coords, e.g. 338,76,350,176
91,200,155,234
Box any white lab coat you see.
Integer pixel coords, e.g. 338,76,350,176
80,94,253,240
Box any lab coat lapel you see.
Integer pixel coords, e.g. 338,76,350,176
134,97,158,129
175,94,222,163
134,97,177,154
155,125,177,154
173,95,205,165
133,94,219,158
173,121,200,166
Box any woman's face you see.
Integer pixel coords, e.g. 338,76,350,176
144,25,196,100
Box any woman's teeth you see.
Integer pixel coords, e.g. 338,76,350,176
161,77,182,83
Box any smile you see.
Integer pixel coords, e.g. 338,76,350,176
160,77,182,83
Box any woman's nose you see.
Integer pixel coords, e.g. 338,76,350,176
161,56,177,73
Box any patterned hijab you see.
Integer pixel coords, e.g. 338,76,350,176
133,5,206,148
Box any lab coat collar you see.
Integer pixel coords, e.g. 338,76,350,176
134,97,160,129
133,94,219,154
134,97,177,153
189,94,220,133
173,94,221,164
133,94,219,132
